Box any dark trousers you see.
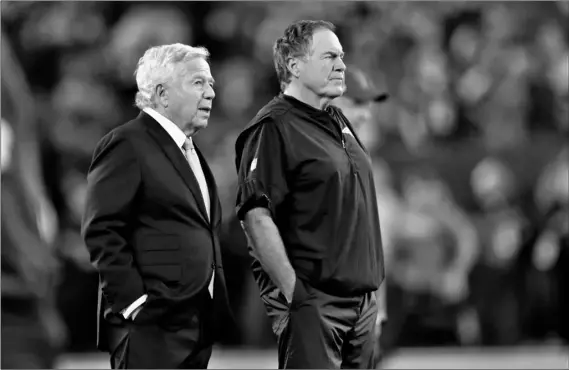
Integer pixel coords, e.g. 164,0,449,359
108,292,214,369
262,280,378,369
111,331,212,369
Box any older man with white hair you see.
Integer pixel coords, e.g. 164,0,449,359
82,43,230,369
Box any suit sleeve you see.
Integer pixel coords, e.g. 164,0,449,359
81,131,145,314
235,118,290,220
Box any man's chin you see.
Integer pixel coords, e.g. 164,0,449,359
184,120,208,136
325,87,344,100
194,122,208,134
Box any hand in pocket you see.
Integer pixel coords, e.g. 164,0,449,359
289,278,311,310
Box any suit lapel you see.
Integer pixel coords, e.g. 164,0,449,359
194,144,221,227
141,112,210,223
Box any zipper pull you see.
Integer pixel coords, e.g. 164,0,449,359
211,262,216,269
342,138,346,148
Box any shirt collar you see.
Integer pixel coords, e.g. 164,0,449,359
280,93,338,114
279,93,341,129
143,107,189,149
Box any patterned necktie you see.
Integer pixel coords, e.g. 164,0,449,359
182,137,214,297
182,138,210,220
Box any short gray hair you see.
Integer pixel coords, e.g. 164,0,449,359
134,43,210,110
273,20,336,92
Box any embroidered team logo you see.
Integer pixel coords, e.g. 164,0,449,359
342,126,355,137
250,157,258,172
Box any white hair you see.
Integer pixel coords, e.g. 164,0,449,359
134,43,210,110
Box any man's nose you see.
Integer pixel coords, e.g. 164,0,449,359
204,84,215,99
335,58,346,72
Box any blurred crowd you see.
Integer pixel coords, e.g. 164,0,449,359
1,0,568,362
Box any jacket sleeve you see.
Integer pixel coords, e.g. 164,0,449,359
81,131,145,314
235,118,290,220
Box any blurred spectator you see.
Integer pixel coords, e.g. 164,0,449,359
468,156,529,345
528,148,569,342
400,169,478,304
331,65,389,149
1,120,63,368
1,32,65,367
381,168,479,350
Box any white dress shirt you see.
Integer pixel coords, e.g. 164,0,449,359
121,108,214,319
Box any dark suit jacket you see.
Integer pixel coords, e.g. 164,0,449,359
82,111,230,355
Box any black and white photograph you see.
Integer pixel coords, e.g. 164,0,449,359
1,1,568,369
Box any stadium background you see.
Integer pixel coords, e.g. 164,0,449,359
1,1,568,368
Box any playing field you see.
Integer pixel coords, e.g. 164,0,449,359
57,345,568,369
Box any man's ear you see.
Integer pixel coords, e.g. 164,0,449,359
286,57,302,79
156,84,168,107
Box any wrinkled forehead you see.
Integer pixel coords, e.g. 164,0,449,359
310,28,343,55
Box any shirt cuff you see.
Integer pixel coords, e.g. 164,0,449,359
121,294,148,319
